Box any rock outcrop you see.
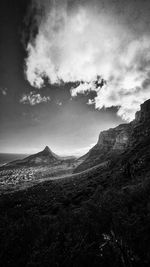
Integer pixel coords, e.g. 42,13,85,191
75,99,150,173
97,124,131,151
135,99,150,123
75,124,131,173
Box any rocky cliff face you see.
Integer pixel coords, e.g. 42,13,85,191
75,99,150,173
129,99,150,146
75,124,132,172
97,124,131,151
135,99,150,123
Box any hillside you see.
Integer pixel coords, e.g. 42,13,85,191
1,100,150,266
4,146,75,168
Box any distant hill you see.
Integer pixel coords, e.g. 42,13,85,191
4,146,75,168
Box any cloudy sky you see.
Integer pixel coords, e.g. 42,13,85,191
0,0,150,156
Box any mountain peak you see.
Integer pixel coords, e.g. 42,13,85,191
43,146,51,153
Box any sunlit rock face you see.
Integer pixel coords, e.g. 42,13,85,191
75,124,131,172
97,129,117,148
135,99,150,123
113,130,129,150
131,99,150,145
97,124,131,151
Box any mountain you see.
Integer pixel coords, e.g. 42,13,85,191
74,99,150,173
4,146,73,168
74,124,132,172
1,99,150,267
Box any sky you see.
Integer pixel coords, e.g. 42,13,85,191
0,0,150,156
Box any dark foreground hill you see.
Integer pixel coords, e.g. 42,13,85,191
1,100,150,267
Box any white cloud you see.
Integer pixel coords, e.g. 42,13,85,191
25,0,150,121
87,99,95,105
20,92,50,106
71,36,150,121
71,81,95,97
25,1,132,86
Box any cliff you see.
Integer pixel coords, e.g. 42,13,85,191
97,123,131,150
75,99,150,173
135,99,150,123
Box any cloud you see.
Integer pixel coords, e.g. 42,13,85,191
56,100,62,106
25,0,150,120
71,36,150,121
0,88,7,96
25,2,128,86
20,92,50,106
70,76,104,97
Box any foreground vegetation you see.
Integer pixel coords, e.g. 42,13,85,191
1,141,150,267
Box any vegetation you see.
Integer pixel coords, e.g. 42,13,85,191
1,139,150,267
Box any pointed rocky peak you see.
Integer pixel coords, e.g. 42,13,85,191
43,146,51,153
41,146,61,159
